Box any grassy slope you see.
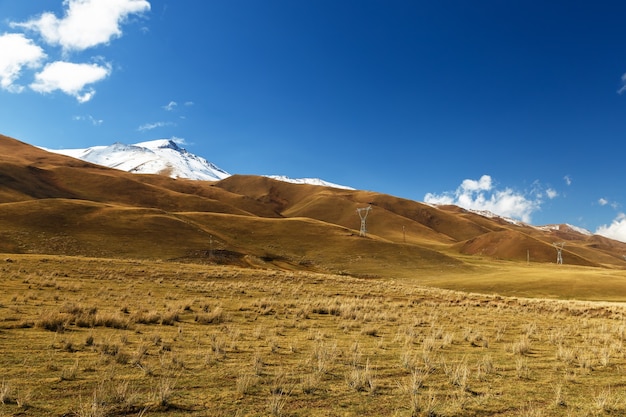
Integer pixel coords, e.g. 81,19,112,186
415,258,626,301
2,133,626,298
2,255,626,416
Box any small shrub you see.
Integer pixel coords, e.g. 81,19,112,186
153,376,177,406
160,311,180,326
133,311,161,325
15,387,32,409
361,326,379,337
0,380,14,404
133,343,149,364
515,357,530,379
109,378,137,406
96,313,131,329
100,343,119,357
195,307,225,324
510,335,532,356
236,373,256,396
553,383,566,407
444,358,469,390
253,353,265,376
268,392,288,417
346,359,376,393
115,351,131,365
60,360,79,381
301,373,321,395
37,312,68,332
398,369,429,417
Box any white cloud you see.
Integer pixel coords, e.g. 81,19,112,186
599,198,609,206
0,33,47,92
73,114,103,125
546,188,558,199
30,61,111,102
12,0,150,52
424,174,543,223
163,101,177,111
460,175,492,192
423,193,454,205
138,121,175,131
596,213,626,243
170,136,186,145
564,175,572,186
619,73,626,95
184,101,194,106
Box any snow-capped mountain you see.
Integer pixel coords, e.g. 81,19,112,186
445,207,594,236
535,223,593,236
45,139,353,189
48,139,230,181
265,175,354,190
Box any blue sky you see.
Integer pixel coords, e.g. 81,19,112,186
2,1,626,241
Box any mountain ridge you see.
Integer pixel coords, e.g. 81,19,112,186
45,139,353,189
2,133,626,275
45,139,230,181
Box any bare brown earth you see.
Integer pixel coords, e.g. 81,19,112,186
1,133,625,276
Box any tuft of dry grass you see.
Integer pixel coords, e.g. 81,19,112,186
0,380,14,405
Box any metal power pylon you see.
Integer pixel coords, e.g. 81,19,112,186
553,242,565,265
357,206,372,237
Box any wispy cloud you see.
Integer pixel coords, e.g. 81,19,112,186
424,174,549,224
170,136,186,145
138,121,175,131
564,175,572,186
596,213,626,243
546,188,558,199
184,101,194,106
0,33,46,92
619,73,626,95
11,0,150,52
73,115,103,126
30,61,111,103
163,101,177,111
597,197,620,210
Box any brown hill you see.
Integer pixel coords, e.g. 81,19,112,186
1,133,626,277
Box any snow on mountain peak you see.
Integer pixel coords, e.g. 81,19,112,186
463,208,593,235
534,223,592,236
44,140,354,189
265,175,355,190
135,139,181,151
46,139,230,181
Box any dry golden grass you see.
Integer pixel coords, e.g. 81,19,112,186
5,134,626,417
4,133,626,273
415,257,626,301
1,255,626,416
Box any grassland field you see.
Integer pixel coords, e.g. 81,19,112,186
2,255,626,416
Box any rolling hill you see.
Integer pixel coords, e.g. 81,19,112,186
2,133,626,278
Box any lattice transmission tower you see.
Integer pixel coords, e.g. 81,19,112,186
553,242,565,265
357,206,372,237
